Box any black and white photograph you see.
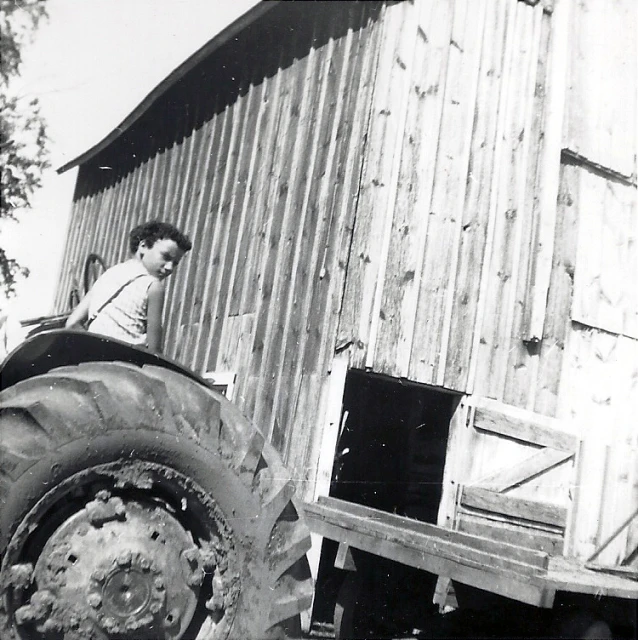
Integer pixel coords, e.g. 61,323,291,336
1,1,637,638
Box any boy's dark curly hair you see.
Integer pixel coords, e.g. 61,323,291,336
129,220,192,253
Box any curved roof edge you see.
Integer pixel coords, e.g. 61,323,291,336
57,1,277,174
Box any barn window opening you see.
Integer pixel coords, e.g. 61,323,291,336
330,369,458,522
312,368,460,630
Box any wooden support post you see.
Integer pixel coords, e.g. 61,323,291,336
335,543,357,571
305,353,349,623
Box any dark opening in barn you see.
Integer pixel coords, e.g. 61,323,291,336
313,370,459,634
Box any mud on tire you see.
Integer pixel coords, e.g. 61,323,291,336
0,362,313,639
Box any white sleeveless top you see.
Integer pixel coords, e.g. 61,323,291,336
88,260,158,346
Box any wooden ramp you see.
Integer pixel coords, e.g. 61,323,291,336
305,496,638,608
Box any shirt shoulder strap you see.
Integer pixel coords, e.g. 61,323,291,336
90,273,147,320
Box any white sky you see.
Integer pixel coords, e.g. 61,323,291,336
2,0,258,319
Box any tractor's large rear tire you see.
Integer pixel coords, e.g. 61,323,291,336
0,362,313,640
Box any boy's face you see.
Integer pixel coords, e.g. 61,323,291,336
140,238,186,280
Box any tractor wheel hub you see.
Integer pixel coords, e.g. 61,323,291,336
12,491,206,639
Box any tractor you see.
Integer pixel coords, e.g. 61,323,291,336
0,328,313,639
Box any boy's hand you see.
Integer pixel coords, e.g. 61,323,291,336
65,291,91,328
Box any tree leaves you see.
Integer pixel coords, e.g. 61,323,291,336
0,0,49,297
0,0,48,83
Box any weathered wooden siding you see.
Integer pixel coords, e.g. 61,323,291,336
557,0,638,565
437,0,638,565
53,2,384,495
335,0,574,415
54,0,637,564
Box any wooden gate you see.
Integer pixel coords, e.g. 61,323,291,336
448,397,579,554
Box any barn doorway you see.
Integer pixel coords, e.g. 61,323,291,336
312,369,460,633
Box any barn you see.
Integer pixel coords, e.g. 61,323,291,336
55,0,637,610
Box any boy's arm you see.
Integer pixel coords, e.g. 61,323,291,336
146,280,166,353
65,291,92,328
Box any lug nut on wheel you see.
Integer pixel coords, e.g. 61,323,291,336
87,593,102,609
7,563,33,590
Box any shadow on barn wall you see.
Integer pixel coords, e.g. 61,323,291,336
76,1,391,199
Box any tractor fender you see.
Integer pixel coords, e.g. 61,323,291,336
0,329,203,391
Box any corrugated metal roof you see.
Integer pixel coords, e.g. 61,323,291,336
57,1,276,174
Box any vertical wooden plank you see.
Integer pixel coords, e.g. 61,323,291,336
626,442,638,567
504,6,552,409
84,174,109,256
174,95,224,370
56,189,89,309
286,29,356,386
596,443,630,566
443,0,510,390
90,179,117,267
232,54,310,404
437,400,471,531
63,185,93,299
464,0,518,396
127,157,151,237
166,105,216,360
254,21,340,436
137,149,159,221
98,178,119,261
305,10,386,388
194,93,246,364
173,103,200,222
229,36,287,339
205,86,261,370
187,103,235,371
309,354,349,502
214,80,267,326
116,168,142,262
282,372,323,488
162,110,189,225
104,167,135,267
216,314,242,372
363,0,426,370
312,10,387,384
472,2,540,400
237,48,302,422
216,312,255,375
149,138,172,221
98,171,127,265
167,99,215,360
336,1,411,369
373,0,454,376
305,354,349,587
153,137,174,224
54,180,83,310
273,5,377,449
277,6,382,458
521,0,571,343
596,334,638,565
533,164,578,417
410,0,487,385
131,156,152,224
227,56,280,318
145,147,166,219
164,105,202,353
564,327,611,559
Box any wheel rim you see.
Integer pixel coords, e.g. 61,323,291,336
1,461,240,640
